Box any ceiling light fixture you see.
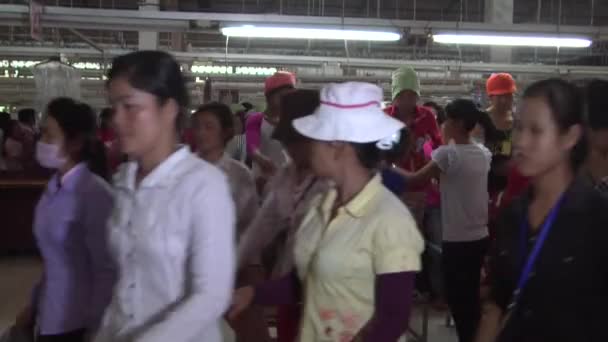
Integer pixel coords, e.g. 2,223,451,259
221,25,401,42
433,33,592,48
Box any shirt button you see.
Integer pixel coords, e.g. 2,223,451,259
129,283,136,289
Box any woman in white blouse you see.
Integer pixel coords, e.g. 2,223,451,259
93,51,236,342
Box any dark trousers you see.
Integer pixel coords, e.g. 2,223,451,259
443,238,489,342
37,329,86,342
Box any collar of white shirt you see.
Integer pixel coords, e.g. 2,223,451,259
115,145,191,190
214,153,231,169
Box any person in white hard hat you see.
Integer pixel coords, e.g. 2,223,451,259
229,82,424,341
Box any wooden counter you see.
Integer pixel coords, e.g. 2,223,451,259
0,172,50,255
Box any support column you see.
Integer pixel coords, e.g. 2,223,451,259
138,0,160,50
484,0,513,63
165,0,185,51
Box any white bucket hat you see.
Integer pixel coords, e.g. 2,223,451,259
293,82,404,146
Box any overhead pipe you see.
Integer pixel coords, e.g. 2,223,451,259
5,46,608,76
66,28,106,74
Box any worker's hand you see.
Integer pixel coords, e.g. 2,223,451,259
227,286,255,321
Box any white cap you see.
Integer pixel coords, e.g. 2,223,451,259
293,82,404,144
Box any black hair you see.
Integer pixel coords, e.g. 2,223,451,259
351,142,384,169
0,112,11,135
5,119,20,139
17,108,36,126
523,78,587,170
47,97,109,181
99,107,114,130
424,101,447,125
351,128,410,170
585,79,608,130
194,102,235,144
241,102,254,112
445,99,485,132
272,89,320,144
107,50,189,133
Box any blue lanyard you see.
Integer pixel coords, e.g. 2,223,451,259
508,195,566,309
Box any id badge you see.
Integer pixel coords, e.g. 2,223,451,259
501,140,512,156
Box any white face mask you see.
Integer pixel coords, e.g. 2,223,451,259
36,141,67,169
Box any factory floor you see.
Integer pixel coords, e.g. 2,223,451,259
0,256,458,341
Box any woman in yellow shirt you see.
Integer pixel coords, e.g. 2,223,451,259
231,82,424,341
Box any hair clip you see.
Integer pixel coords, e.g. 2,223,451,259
376,131,401,150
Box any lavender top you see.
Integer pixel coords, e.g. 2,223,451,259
33,163,115,335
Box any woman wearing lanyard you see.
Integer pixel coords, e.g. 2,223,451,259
476,79,608,342
236,89,328,342
231,82,424,341
16,97,114,342
93,51,235,342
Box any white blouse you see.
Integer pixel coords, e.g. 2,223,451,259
93,147,236,342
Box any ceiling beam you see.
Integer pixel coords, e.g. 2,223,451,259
1,4,607,38
3,45,608,76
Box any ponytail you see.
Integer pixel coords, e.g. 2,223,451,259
445,99,492,133
83,137,110,181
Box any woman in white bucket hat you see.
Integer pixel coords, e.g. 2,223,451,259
230,82,424,341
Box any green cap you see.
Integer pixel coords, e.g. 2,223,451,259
391,66,420,101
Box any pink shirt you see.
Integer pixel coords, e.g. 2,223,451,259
245,112,264,155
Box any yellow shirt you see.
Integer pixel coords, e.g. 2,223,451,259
294,174,424,342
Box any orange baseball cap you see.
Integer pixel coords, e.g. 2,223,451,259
486,73,517,96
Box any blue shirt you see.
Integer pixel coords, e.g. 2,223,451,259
33,164,115,334
381,168,407,196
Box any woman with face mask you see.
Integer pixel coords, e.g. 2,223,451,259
231,83,424,341
245,71,296,192
93,51,236,342
14,97,115,342
476,79,608,342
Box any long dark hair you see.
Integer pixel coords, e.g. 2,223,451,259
272,89,320,144
523,79,587,171
107,50,189,134
47,97,109,181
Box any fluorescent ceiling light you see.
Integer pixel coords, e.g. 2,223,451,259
433,34,591,48
221,25,401,41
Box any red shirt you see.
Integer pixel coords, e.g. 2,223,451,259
97,128,122,173
501,166,530,210
97,128,115,144
182,128,197,152
385,105,443,193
